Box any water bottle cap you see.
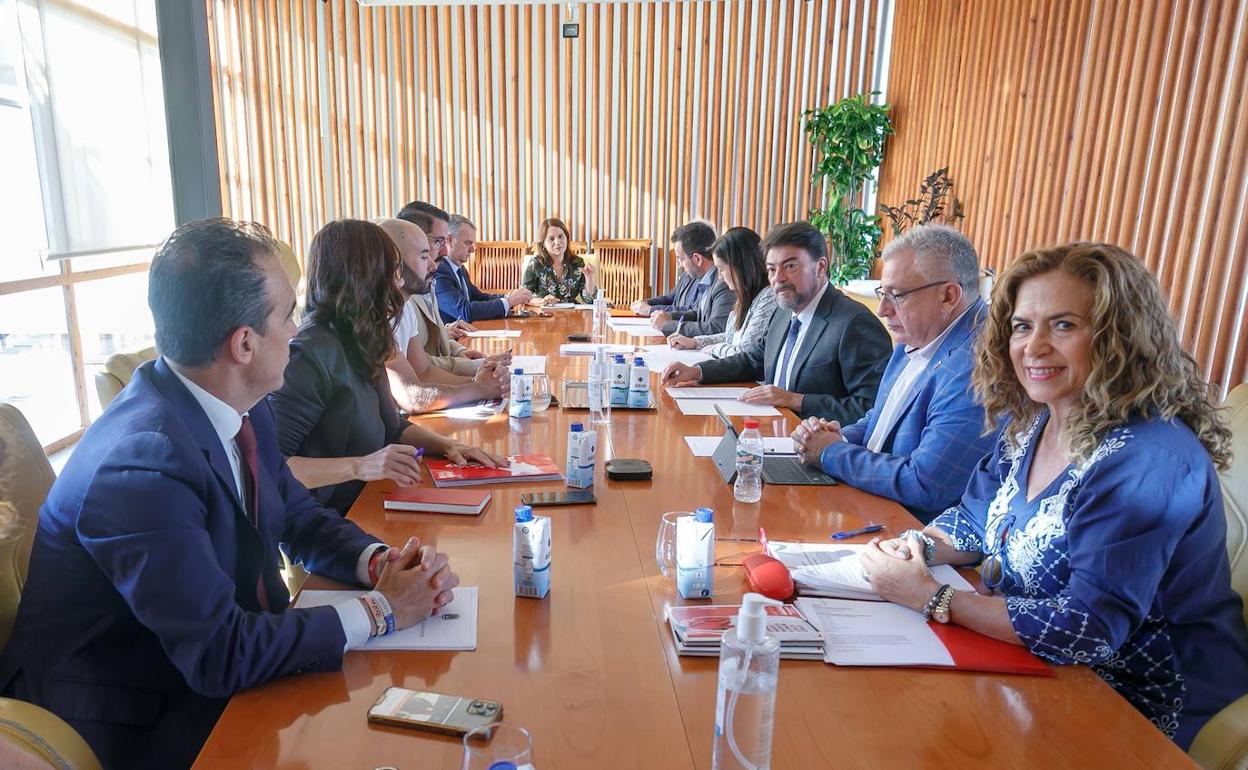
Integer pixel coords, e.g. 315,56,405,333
694,507,714,523
513,368,524,375
614,354,625,362
743,418,760,429
488,763,518,770
570,422,583,432
514,505,533,522
633,357,644,365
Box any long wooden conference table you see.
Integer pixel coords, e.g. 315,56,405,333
193,308,1194,769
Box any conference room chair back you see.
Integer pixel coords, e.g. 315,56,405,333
470,241,530,294
93,346,158,411
0,404,54,653
592,239,651,305
0,697,103,770
1188,383,1248,770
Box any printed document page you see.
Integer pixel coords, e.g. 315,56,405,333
796,597,955,667
664,386,751,400
676,399,780,417
295,587,478,651
768,542,975,600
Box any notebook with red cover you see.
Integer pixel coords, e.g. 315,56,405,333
425,454,563,487
927,622,1051,676
382,487,492,515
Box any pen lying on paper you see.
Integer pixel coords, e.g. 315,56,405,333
830,523,886,540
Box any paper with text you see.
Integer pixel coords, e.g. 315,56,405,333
796,597,955,667
676,399,780,417
295,587,478,651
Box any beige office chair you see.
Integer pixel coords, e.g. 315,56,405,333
93,347,157,411
0,698,102,770
0,404,53,651
1189,383,1248,769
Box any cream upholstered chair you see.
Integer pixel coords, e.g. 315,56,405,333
0,698,102,770
92,347,157,411
0,404,53,652
1189,383,1248,769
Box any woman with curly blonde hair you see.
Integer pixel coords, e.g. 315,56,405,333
859,242,1248,748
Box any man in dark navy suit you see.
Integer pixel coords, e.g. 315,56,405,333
433,214,532,322
0,219,460,770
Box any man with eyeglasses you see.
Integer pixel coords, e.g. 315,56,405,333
661,221,891,422
791,224,994,523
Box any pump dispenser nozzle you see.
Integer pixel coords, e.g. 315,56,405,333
737,592,783,644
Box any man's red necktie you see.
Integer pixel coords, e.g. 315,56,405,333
234,416,271,612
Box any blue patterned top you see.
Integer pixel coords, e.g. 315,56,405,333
932,412,1248,748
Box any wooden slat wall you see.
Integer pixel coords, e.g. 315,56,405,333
878,0,1248,394
205,0,887,295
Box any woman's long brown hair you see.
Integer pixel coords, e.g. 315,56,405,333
305,219,405,378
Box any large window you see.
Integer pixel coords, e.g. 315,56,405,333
0,0,172,449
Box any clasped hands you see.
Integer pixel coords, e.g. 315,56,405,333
373,536,460,628
859,533,943,612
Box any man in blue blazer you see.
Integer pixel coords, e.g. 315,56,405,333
0,219,460,769
792,225,994,523
433,214,532,322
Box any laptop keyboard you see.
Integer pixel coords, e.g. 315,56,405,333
762,456,836,485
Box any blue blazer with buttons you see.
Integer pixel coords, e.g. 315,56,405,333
433,258,507,322
819,299,994,523
0,357,377,769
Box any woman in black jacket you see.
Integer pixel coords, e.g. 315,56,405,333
268,219,504,514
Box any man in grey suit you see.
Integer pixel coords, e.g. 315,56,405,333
631,221,713,316
648,222,734,337
662,221,891,422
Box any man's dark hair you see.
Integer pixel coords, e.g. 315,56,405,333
397,200,450,234
761,221,827,262
670,221,716,258
148,218,278,367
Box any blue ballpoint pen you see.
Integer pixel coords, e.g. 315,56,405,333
830,523,886,540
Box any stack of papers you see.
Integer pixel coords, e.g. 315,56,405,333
638,344,712,370
666,604,824,660
295,587,479,651
767,542,975,601
510,355,546,374
608,318,665,338
795,597,1049,674
559,343,637,356
465,329,522,338
675,400,780,417
665,386,751,400
436,399,506,420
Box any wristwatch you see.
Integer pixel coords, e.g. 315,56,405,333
922,584,955,623
901,529,937,565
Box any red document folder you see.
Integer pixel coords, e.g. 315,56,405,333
927,622,1052,676
425,453,563,487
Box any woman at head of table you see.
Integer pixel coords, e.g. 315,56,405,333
521,217,598,305
268,219,506,515
859,241,1248,748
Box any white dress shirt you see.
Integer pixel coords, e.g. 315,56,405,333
772,281,831,389
864,303,977,451
170,363,383,651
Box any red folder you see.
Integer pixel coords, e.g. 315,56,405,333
425,453,563,487
382,487,492,515
927,622,1052,676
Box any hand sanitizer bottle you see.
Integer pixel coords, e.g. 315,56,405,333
712,593,781,770
588,347,612,425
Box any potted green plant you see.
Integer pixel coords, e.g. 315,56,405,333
802,92,893,284
879,166,965,236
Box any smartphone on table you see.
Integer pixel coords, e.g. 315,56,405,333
367,686,503,736
520,490,597,507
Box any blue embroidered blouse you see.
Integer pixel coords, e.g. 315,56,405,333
932,412,1248,748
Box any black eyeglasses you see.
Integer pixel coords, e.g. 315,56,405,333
874,279,953,305
981,513,1015,593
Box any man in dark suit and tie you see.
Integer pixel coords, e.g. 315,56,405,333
632,221,716,318
433,214,532,322
0,219,460,770
648,222,734,336
662,221,892,422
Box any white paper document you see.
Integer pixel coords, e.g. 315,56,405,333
768,542,975,601
795,597,955,667
607,317,654,327
559,343,637,356
676,399,780,417
511,355,546,374
684,435,796,457
665,386,751,400
638,344,713,370
294,587,479,651
465,329,522,338
545,303,576,309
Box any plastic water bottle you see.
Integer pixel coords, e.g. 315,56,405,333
610,354,630,407
712,593,781,770
588,347,612,425
734,418,763,503
627,356,650,408
591,294,609,343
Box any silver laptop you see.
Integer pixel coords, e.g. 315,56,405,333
710,404,838,486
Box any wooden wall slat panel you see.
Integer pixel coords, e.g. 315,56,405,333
207,0,882,296
879,0,1248,394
